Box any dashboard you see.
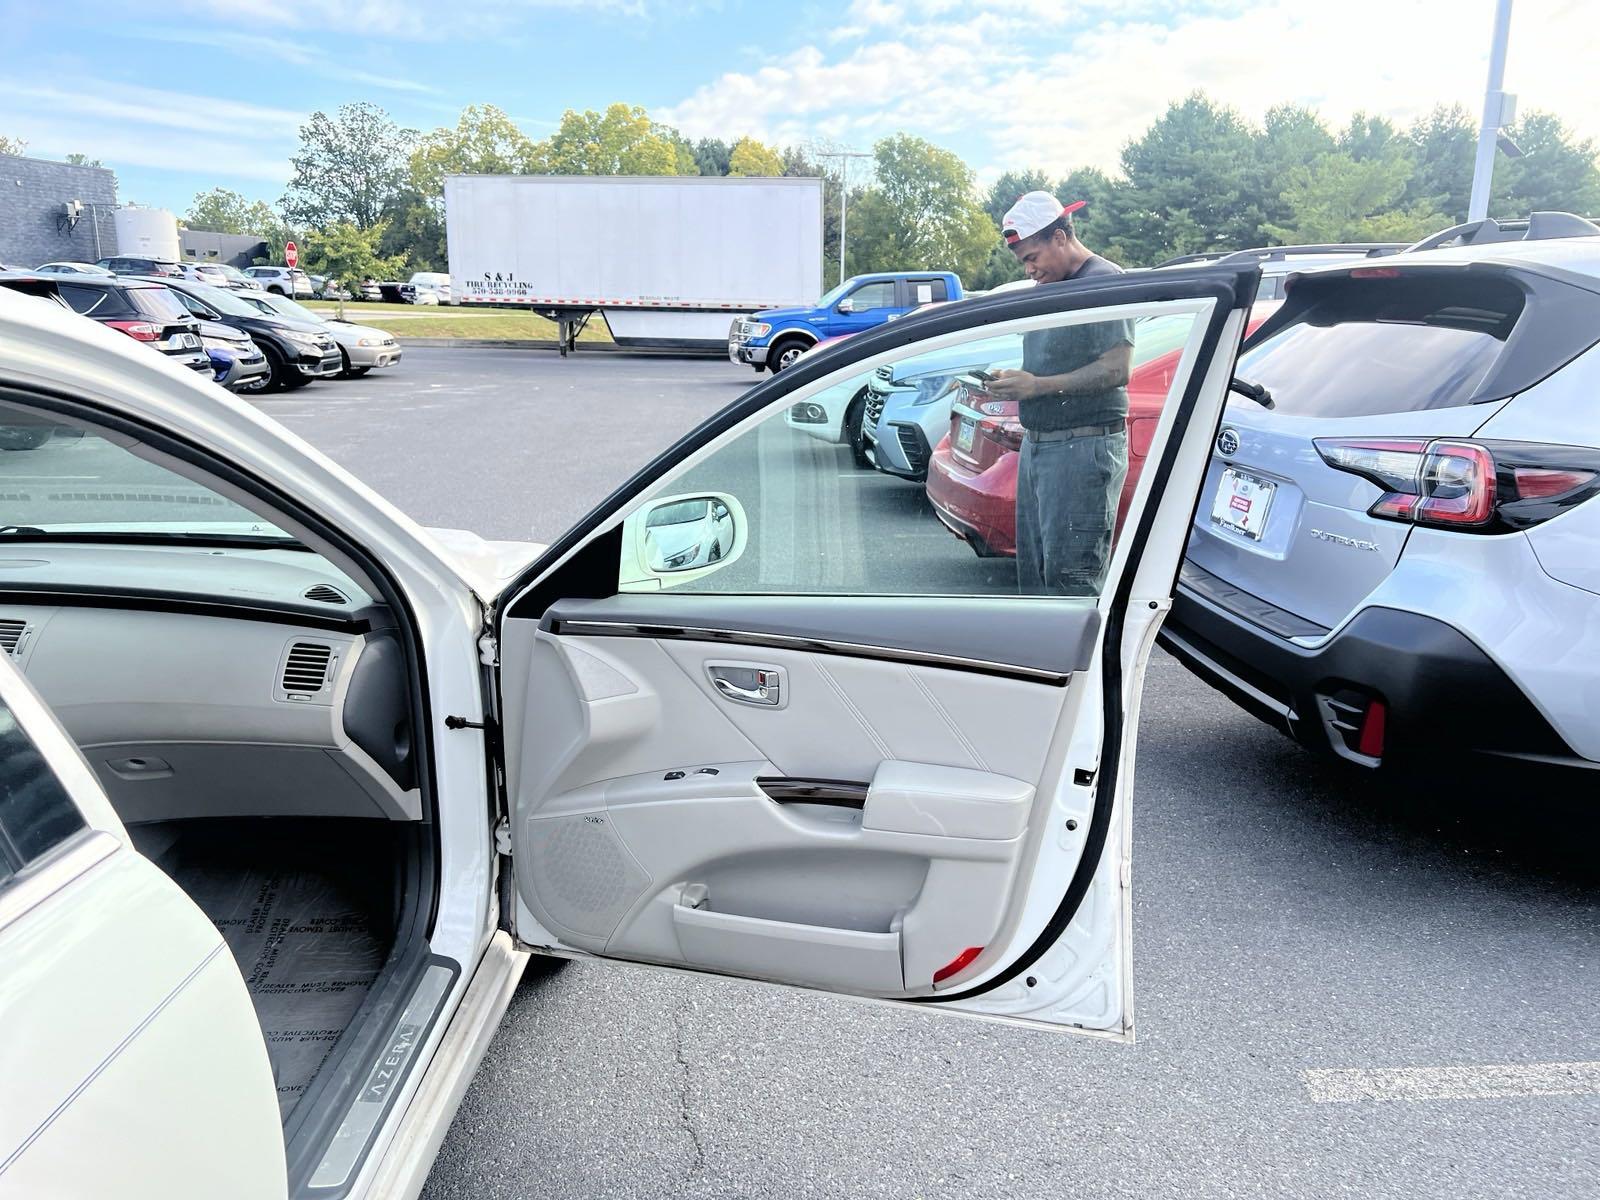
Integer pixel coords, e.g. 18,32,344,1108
0,544,420,825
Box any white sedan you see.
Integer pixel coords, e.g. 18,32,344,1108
239,291,402,376
0,263,1259,1199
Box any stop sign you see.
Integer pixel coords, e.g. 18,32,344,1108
284,241,298,268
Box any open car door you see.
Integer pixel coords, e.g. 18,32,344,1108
493,266,1259,1038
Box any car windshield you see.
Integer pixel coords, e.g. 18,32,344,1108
257,294,324,324
814,281,852,308
0,410,296,545
126,287,191,323
182,282,271,318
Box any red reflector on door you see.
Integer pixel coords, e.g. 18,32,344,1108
933,946,984,985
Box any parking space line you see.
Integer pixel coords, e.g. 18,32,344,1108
1303,1062,1600,1103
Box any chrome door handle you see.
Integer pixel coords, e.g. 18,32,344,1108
708,665,782,706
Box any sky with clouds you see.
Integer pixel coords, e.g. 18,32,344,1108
2,0,1595,214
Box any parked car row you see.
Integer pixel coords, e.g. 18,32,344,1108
791,212,1600,778
0,268,402,400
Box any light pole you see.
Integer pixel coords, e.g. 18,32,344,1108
819,150,872,287
1468,0,1516,222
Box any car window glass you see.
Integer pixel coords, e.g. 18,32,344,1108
57,284,118,317
1236,274,1522,417
0,695,87,885
846,282,897,312
128,287,191,323
617,304,1204,598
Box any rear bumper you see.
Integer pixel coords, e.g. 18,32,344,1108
926,442,1018,557
1160,566,1578,765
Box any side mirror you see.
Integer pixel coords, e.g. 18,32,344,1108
620,492,748,590
836,298,854,314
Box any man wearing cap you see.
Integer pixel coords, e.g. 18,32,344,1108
987,191,1134,597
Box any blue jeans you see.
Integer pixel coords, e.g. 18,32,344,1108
1016,429,1129,597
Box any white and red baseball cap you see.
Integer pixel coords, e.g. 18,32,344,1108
1002,191,1087,244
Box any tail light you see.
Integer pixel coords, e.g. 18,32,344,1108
1316,437,1600,531
104,320,162,342
980,418,1025,451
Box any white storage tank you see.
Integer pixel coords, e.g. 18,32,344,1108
112,206,180,262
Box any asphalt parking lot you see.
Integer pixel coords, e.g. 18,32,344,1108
258,348,1600,1200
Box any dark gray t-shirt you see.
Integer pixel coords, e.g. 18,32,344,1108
1019,254,1135,432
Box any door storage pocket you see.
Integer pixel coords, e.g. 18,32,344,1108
671,900,904,993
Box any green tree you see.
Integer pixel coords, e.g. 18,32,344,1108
0,135,26,156
1253,105,1337,235
1339,113,1403,162
983,168,1053,226
64,153,104,167
728,136,784,176
535,104,686,175
1116,94,1265,263
1406,104,1477,222
379,189,445,272
1056,166,1122,257
282,102,414,229
693,138,731,176
185,188,280,235
1263,150,1444,244
301,220,407,291
1492,110,1600,218
780,144,841,280
409,105,539,200
846,134,997,284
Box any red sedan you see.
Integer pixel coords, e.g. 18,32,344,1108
926,305,1277,557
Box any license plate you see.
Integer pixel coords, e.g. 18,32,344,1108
1211,468,1276,540
955,418,976,453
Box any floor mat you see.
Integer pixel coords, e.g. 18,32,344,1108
152,830,391,1120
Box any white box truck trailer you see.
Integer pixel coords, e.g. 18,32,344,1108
444,174,825,354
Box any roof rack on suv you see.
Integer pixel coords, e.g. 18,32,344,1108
1408,211,1600,252
1210,244,1407,267
1155,244,1406,270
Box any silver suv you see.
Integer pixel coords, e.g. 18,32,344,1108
1160,223,1600,771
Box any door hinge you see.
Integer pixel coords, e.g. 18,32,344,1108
478,634,499,667
494,816,512,857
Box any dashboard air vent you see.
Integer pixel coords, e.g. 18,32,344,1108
302,584,348,605
0,619,25,656
281,642,334,695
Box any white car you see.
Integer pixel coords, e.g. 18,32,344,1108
31,261,114,277
0,262,1261,1199
245,266,315,298
406,272,451,305
240,291,402,377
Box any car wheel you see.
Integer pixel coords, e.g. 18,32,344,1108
844,389,872,468
347,366,369,378
269,285,286,296
258,348,289,393
0,426,53,451
768,339,808,373
281,369,311,390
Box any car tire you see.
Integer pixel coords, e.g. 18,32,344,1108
347,366,369,378
844,388,872,468
268,285,286,296
767,338,808,373
0,426,53,451
281,370,311,391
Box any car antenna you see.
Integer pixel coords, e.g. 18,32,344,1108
1229,377,1274,409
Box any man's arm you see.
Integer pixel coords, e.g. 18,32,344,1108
988,341,1132,401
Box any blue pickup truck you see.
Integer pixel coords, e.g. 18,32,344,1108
728,271,964,373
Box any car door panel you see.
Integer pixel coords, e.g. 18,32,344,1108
497,267,1259,1035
